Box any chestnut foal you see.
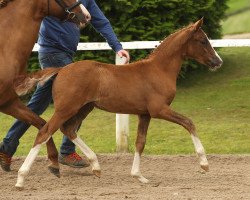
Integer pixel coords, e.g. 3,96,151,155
0,0,90,175
15,18,223,188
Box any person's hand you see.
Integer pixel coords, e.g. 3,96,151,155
117,49,130,64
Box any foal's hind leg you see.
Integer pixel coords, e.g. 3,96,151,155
61,104,101,177
151,105,209,171
0,98,59,175
15,111,70,189
131,114,151,183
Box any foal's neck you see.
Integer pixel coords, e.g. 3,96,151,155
147,28,191,79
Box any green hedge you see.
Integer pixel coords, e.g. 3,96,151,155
28,0,228,75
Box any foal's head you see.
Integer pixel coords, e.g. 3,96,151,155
184,18,223,71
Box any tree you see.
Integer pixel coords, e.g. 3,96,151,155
28,0,228,76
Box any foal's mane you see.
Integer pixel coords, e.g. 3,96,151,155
0,0,14,9
148,23,194,59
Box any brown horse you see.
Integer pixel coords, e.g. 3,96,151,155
15,18,223,188
0,0,90,175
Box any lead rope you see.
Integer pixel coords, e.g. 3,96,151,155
47,0,50,16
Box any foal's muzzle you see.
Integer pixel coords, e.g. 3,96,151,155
208,56,223,71
55,0,91,26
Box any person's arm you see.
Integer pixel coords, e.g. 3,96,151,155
86,0,130,63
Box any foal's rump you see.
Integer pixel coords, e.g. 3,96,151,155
13,60,104,98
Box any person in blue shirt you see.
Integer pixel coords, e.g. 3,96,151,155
0,0,130,171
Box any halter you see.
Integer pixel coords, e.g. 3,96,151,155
0,0,13,8
55,0,81,14
48,0,87,23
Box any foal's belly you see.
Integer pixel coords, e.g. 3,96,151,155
94,98,148,115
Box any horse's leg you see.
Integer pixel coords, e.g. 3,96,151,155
61,103,101,177
15,111,70,189
151,105,209,171
0,98,59,176
131,114,151,183
0,98,45,128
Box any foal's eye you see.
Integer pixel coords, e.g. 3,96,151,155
200,40,207,45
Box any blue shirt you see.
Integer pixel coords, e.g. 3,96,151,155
38,0,123,55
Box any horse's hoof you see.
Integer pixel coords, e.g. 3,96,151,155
201,164,209,172
48,166,60,178
138,176,149,184
132,174,149,184
15,184,24,191
15,181,24,190
93,170,101,178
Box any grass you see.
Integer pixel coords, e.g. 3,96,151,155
0,47,249,156
226,0,249,15
222,10,250,35
222,0,250,35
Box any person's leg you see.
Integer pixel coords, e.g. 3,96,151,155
0,52,86,170
40,53,87,167
42,53,77,155
0,75,55,171
60,137,76,155
1,78,54,156
0,52,70,171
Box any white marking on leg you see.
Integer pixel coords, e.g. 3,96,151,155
72,136,100,171
191,134,209,167
131,152,149,183
131,152,140,175
15,144,42,188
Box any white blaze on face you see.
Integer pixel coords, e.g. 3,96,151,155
213,50,223,66
205,33,223,67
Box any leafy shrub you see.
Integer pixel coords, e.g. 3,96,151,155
28,0,228,77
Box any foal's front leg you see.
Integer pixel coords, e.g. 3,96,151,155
152,105,209,171
131,114,151,183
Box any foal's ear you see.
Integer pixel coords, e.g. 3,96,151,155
193,17,204,31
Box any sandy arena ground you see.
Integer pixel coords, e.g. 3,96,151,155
0,154,249,200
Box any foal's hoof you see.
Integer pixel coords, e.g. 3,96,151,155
138,176,149,184
132,175,149,184
15,179,25,190
48,166,60,178
201,164,209,172
93,170,101,178
15,184,24,191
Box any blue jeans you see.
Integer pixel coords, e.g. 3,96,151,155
1,52,76,156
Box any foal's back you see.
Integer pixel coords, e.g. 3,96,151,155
53,59,156,114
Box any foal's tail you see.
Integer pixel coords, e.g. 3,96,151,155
14,68,62,96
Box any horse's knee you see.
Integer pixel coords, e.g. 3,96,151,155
184,119,196,133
